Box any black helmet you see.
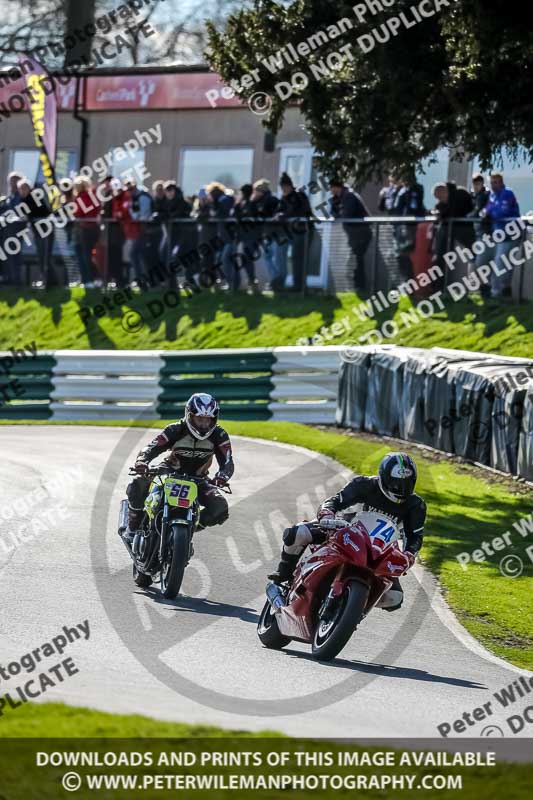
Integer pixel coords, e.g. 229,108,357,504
185,393,219,440
378,452,417,504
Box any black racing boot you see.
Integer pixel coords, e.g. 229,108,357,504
268,552,300,585
124,507,143,546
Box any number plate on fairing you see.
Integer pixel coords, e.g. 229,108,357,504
353,511,402,545
164,478,198,508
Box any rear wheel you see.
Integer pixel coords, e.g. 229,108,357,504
257,600,291,649
161,523,190,599
311,580,369,662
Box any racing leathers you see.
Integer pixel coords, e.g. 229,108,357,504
269,475,426,610
127,420,234,530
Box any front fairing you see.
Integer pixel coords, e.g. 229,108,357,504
292,526,372,596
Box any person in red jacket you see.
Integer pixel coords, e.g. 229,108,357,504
100,176,127,287
73,178,100,288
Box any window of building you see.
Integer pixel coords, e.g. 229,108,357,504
108,148,145,184
179,147,254,197
471,151,533,215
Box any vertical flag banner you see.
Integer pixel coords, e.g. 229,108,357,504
18,54,60,208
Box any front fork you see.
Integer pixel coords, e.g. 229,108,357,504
318,565,348,621
159,502,195,562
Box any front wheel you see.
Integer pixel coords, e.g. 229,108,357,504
311,580,369,662
161,523,190,599
257,600,291,649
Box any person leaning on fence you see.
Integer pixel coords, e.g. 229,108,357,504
206,181,236,291
19,178,58,289
378,174,399,214
467,172,491,298
1,172,25,286
71,177,101,289
481,173,521,300
329,178,372,291
99,176,127,288
432,181,474,284
274,172,313,292
391,173,426,279
233,183,260,292
127,180,153,284
250,179,279,286
194,188,218,282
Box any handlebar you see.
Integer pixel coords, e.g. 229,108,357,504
128,465,232,492
319,517,350,531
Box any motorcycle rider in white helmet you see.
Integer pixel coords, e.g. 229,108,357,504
124,393,234,543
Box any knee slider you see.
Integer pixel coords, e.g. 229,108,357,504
282,525,298,546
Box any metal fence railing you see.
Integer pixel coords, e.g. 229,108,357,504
1,216,532,301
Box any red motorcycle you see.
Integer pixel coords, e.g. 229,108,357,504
258,512,412,661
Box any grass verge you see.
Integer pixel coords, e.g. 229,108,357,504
0,701,278,738
0,287,532,355
1,707,531,800
1,419,532,668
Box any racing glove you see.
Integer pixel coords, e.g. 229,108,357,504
212,472,229,487
317,508,335,524
404,551,416,570
134,460,149,476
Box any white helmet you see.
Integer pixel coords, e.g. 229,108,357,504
185,393,219,440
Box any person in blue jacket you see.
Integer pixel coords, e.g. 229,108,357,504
482,173,521,298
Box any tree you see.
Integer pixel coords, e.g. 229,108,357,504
206,0,533,182
0,0,252,68
64,0,96,67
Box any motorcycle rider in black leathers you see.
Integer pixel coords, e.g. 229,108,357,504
268,452,426,611
124,393,234,543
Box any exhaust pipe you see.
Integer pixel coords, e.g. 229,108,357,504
266,582,286,610
118,499,128,534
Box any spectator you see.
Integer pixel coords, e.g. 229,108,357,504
378,174,399,214
71,177,100,288
394,174,426,217
152,180,166,216
329,178,372,291
250,178,279,285
392,172,426,278
127,180,153,283
59,178,75,246
483,172,521,299
275,172,313,292
2,172,25,286
18,179,56,289
467,172,491,296
432,181,474,281
193,188,218,284
234,183,259,291
101,176,127,287
160,181,194,286
206,181,235,290
149,180,166,267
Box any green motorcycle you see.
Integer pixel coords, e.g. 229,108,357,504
119,466,230,599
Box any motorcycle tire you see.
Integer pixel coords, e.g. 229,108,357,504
311,579,368,662
161,523,190,599
133,564,152,588
257,600,291,649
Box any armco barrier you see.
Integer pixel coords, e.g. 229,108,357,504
1,345,531,481
0,354,55,419
337,345,533,482
0,347,342,424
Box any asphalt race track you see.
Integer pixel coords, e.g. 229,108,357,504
0,425,529,738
